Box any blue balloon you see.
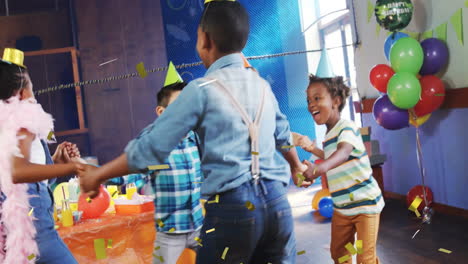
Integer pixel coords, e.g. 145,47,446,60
318,197,334,218
384,32,409,61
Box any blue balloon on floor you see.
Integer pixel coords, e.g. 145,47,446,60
318,197,334,218
384,32,409,61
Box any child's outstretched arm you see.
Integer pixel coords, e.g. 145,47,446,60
78,153,130,198
302,142,353,180
292,132,324,159
12,129,82,183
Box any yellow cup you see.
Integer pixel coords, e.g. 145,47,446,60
61,209,74,227
126,186,137,200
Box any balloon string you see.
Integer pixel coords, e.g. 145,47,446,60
415,127,429,207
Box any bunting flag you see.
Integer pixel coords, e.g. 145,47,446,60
367,0,374,23
450,8,464,45
435,23,448,42
421,30,433,40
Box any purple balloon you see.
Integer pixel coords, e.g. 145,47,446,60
419,38,449,75
373,95,409,130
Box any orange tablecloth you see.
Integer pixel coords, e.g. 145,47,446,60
58,212,156,264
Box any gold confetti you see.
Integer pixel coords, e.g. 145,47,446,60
148,164,170,170
281,145,295,149
27,254,35,261
194,237,202,243
349,193,354,201
251,151,259,155
245,201,256,211
415,209,421,218
355,179,361,183
438,248,452,254
206,228,215,233
409,196,423,211
107,239,113,248
221,247,229,260
345,242,357,255
47,131,54,140
296,173,305,187
338,254,350,263
136,62,148,78
28,208,34,216
356,240,363,254
152,254,165,262
168,227,176,233
207,194,219,204
94,238,107,260
154,246,161,251
297,250,306,255
86,197,92,203
156,219,165,228
54,225,60,230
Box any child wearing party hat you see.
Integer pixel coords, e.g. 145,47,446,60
0,48,80,264
108,62,204,263
78,1,307,263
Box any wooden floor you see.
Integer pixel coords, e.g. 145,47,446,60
289,185,468,264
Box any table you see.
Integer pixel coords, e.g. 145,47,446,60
57,212,196,263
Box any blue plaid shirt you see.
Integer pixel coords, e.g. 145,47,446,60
150,131,203,233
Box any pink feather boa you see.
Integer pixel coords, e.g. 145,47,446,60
0,97,54,263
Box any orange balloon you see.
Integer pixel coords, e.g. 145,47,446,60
78,185,110,219
312,189,331,210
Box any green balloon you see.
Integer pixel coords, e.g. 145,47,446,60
387,72,421,109
390,37,424,74
375,0,413,31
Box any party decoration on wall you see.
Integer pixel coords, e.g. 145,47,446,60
450,8,464,45
367,0,375,23
435,23,448,42
375,0,413,32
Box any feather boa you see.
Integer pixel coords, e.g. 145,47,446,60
0,97,54,264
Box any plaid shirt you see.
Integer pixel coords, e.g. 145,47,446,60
150,131,204,233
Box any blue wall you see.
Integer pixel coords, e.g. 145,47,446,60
160,0,315,161
363,109,468,209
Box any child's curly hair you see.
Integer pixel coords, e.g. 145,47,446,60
308,74,350,112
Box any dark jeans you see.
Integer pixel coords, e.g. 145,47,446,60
197,179,296,264
28,182,78,264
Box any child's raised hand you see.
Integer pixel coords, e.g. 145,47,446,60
52,141,81,164
292,132,316,152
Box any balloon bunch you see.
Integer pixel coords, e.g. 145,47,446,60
371,0,449,224
371,0,449,130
